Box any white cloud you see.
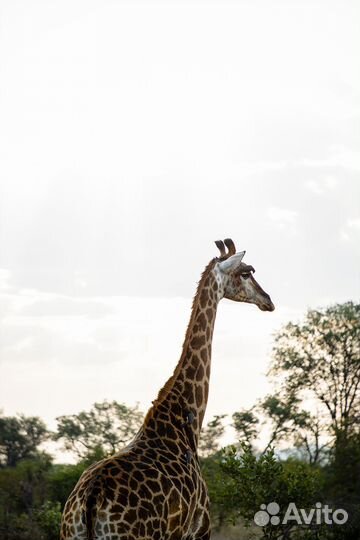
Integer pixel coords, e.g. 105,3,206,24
21,296,114,318
301,148,360,172
0,269,12,291
347,217,360,230
266,207,299,236
267,207,298,224
340,217,360,242
324,176,339,190
305,180,323,195
305,177,338,195
333,147,360,172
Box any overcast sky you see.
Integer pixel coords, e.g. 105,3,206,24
0,1,359,451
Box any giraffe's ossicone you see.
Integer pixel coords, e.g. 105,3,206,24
60,239,274,540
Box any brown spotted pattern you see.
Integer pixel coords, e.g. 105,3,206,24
60,260,220,540
60,242,274,540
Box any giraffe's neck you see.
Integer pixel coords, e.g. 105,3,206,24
147,260,222,447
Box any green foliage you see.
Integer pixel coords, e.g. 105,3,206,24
232,409,259,446
54,400,143,460
0,455,54,540
267,302,360,537
328,431,360,499
221,443,323,539
199,414,226,457
0,454,52,512
271,302,360,441
0,457,86,540
201,450,236,529
34,501,62,540
47,462,87,507
320,432,360,539
0,414,49,467
259,394,328,464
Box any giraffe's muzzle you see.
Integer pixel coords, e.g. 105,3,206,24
258,293,275,312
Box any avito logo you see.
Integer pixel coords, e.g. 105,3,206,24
254,502,348,527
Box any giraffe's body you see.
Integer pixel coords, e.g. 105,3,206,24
60,239,274,540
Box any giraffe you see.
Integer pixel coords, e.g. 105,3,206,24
60,238,274,540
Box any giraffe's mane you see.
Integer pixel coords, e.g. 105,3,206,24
144,257,218,424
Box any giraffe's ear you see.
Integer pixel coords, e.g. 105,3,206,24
218,251,246,273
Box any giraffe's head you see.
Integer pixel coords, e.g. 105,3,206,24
214,238,275,312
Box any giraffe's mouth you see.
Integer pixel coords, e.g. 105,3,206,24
259,301,275,312
258,295,275,312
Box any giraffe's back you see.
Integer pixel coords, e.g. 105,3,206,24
60,442,210,540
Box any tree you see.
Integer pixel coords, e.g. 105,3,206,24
0,414,49,467
198,415,226,458
232,409,259,446
47,462,88,507
54,401,143,460
34,501,62,540
201,450,235,530
270,302,360,444
221,444,323,540
268,301,360,535
0,454,54,540
259,395,329,464
232,398,328,465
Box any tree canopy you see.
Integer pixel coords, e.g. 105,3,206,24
270,302,360,442
54,400,143,460
199,415,226,457
0,414,49,467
